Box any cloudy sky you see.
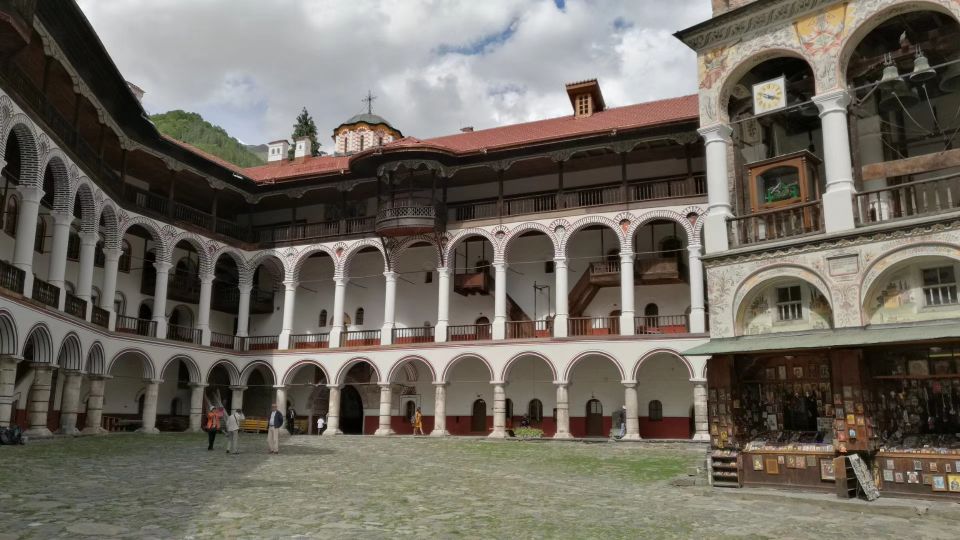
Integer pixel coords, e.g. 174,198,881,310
76,0,710,148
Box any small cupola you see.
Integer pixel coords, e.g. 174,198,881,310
565,79,606,118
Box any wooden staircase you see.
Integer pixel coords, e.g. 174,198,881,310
568,258,685,316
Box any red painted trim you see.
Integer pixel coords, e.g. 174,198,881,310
638,416,691,439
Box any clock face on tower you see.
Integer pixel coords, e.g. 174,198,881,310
752,76,787,115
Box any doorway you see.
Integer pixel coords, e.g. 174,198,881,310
585,399,603,437
340,385,364,434
471,398,486,432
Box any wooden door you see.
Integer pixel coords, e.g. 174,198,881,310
586,399,603,437
471,399,486,432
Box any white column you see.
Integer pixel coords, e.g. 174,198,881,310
431,382,448,436
138,379,160,434
81,376,106,434
492,262,507,340
381,271,397,345
435,267,451,342
0,356,21,428
236,281,252,337
619,250,635,335
196,274,214,346
329,277,347,348
375,383,394,436
324,384,342,435
814,89,856,232
553,257,568,337
553,382,572,439
100,247,121,331
623,381,640,440
188,383,206,432
46,211,72,309
278,278,298,349
697,124,733,254
152,261,172,338
275,385,287,420
76,231,97,320
489,382,506,438
230,385,246,412
687,243,706,333
12,185,43,295
24,364,54,438
692,379,709,441
58,370,84,435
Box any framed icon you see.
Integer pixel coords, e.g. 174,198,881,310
766,459,779,475
882,469,894,483
752,455,763,471
819,459,835,481
948,474,960,492
895,472,904,483
932,475,947,492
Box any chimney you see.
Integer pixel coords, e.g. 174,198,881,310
267,140,290,162
294,136,312,158
460,126,474,133
565,79,605,118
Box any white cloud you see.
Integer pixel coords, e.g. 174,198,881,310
76,0,710,147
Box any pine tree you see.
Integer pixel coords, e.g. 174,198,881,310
291,107,320,157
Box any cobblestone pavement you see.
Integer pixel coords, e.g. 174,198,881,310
2,434,959,539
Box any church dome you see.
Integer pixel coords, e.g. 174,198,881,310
340,113,396,131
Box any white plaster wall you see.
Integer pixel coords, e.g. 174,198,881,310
635,354,694,417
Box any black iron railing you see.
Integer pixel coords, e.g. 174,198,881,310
0,260,25,294
31,277,59,308
64,293,87,319
116,315,156,337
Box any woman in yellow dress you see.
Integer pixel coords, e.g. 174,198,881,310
413,407,424,435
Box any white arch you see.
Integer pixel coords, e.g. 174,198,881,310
107,348,156,380
85,342,106,375
281,359,331,386
562,350,625,383
0,309,17,356
21,323,54,365
334,356,381,386
239,360,276,386
441,352,495,383
386,355,437,384
633,348,695,381
159,354,202,384
500,351,558,383
206,359,241,386
56,332,83,371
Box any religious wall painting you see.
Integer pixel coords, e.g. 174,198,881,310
794,3,851,57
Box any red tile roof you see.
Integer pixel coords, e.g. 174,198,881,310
243,155,351,182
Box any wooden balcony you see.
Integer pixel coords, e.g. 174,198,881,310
728,201,824,248
91,306,110,328
447,324,492,342
116,315,156,337
238,335,278,351
31,277,59,308
855,172,960,226
168,324,201,344
341,330,381,348
289,333,330,349
0,260,25,294
392,326,435,344
568,316,619,337
375,197,437,237
506,320,552,339
454,271,492,296
210,331,238,350
64,293,87,319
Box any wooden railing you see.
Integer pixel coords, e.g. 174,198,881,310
115,315,156,337
254,216,377,245
506,320,552,339
168,323,201,344
64,293,87,319
855,172,960,226
634,314,689,335
210,331,238,350
727,201,824,247
239,335,279,351
447,324,493,341
289,333,330,349
392,326,434,344
31,277,59,308
568,316,619,337
0,260,25,294
91,306,110,328
588,260,621,275
340,329,381,347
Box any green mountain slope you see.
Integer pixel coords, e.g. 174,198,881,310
151,110,265,168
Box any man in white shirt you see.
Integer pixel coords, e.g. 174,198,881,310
225,408,245,454
316,416,325,435
267,403,284,454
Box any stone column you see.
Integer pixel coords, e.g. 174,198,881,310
100,247,121,331
152,261,172,338
492,262,507,340
236,281,252,337
12,185,43,295
375,383,394,436
324,385,342,435
623,381,640,441
435,267,451,342
691,378,709,441
0,355,21,428
46,211,72,310
489,382,507,438
196,273,214,345
814,89,856,232
381,271,397,345
278,278,298,349
230,385,246,413
275,385,287,419
697,124,733,254
329,277,347,348
553,382,572,439
138,379,160,434
188,383,206,432
431,382,448,436
553,257,568,337
619,250,635,335
76,231,98,319
58,370,84,435
25,364,54,438
81,376,106,434
687,243,706,333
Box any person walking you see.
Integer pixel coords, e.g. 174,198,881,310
316,415,325,436
286,406,297,435
413,407,424,436
225,408,245,454
205,405,220,451
267,403,284,454
617,405,627,439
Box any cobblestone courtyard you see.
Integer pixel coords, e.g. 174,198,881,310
2,435,960,538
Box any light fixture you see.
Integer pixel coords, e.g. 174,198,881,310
910,48,936,82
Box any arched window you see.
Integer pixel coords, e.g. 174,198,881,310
34,216,45,253
94,235,105,267
91,286,101,308
405,400,416,423
318,309,328,327
648,400,663,421
355,307,364,325
3,196,17,237
67,229,80,260
119,239,132,273
114,291,126,317
644,303,659,317
528,399,543,423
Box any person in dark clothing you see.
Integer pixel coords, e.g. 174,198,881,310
205,405,221,450
286,406,297,434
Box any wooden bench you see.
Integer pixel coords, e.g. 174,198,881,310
240,418,268,433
